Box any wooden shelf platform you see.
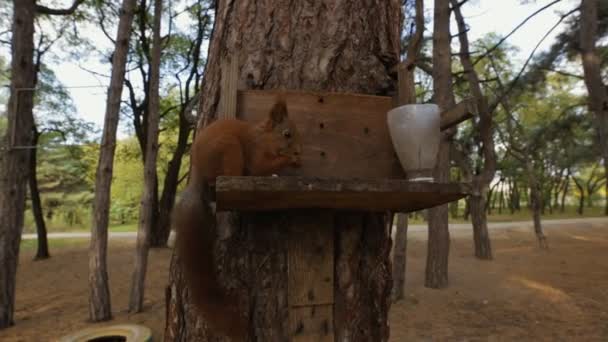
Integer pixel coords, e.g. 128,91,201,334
214,176,471,212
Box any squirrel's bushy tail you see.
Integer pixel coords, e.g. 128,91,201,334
172,183,248,340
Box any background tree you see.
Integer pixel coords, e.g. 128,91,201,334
0,0,85,329
129,0,163,313
425,0,456,289
89,0,138,322
451,0,497,260
392,0,424,302
580,0,608,215
94,0,210,247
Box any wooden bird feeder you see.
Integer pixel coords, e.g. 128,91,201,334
210,57,475,341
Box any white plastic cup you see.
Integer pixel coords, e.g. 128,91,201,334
387,104,440,182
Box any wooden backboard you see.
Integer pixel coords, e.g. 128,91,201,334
236,89,406,179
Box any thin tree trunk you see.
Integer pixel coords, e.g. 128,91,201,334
514,182,521,211
28,128,50,260
452,0,496,260
153,113,190,248
0,0,36,328
424,0,455,289
528,164,547,249
605,164,608,215
89,0,137,322
574,177,585,215
470,193,493,259
392,213,408,302
129,0,162,313
392,0,424,302
498,190,504,214
561,173,569,213
580,0,608,218
164,1,401,340
508,179,516,214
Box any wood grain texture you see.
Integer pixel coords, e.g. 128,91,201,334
290,305,334,342
219,55,239,120
215,176,470,212
237,89,404,179
439,97,477,130
288,212,334,307
236,89,475,179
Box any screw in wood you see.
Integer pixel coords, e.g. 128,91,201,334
322,320,330,335
295,321,304,334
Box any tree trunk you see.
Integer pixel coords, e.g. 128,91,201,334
129,0,162,313
574,177,585,215
392,213,408,302
164,1,401,341
28,128,50,260
514,182,521,211
528,164,547,249
152,113,190,248
580,0,608,218
561,173,569,213
425,0,454,289
0,0,36,329
391,0,423,303
470,193,493,260
89,0,138,322
605,164,608,215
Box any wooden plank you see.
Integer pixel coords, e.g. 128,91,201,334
440,97,477,130
289,305,334,342
218,54,239,120
215,176,470,212
237,89,404,179
288,212,334,307
236,89,477,179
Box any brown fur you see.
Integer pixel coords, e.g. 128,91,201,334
172,100,301,340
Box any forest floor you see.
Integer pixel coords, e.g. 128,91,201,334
1,219,607,341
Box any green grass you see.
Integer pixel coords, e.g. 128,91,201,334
406,204,606,225
109,223,138,232
21,205,607,233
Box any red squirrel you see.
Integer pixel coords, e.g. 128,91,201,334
172,99,302,340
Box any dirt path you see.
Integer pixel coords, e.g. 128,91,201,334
2,220,607,341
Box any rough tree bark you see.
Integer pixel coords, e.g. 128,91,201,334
392,0,424,303
0,0,36,329
89,0,138,322
29,127,50,260
452,0,496,260
164,1,401,340
425,0,454,289
129,0,162,313
580,0,608,216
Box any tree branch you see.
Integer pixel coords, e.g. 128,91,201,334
471,0,566,66
36,0,86,16
488,7,579,114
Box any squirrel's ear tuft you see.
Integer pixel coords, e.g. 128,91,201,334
269,100,288,126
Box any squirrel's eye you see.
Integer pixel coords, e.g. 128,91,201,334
282,129,291,138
